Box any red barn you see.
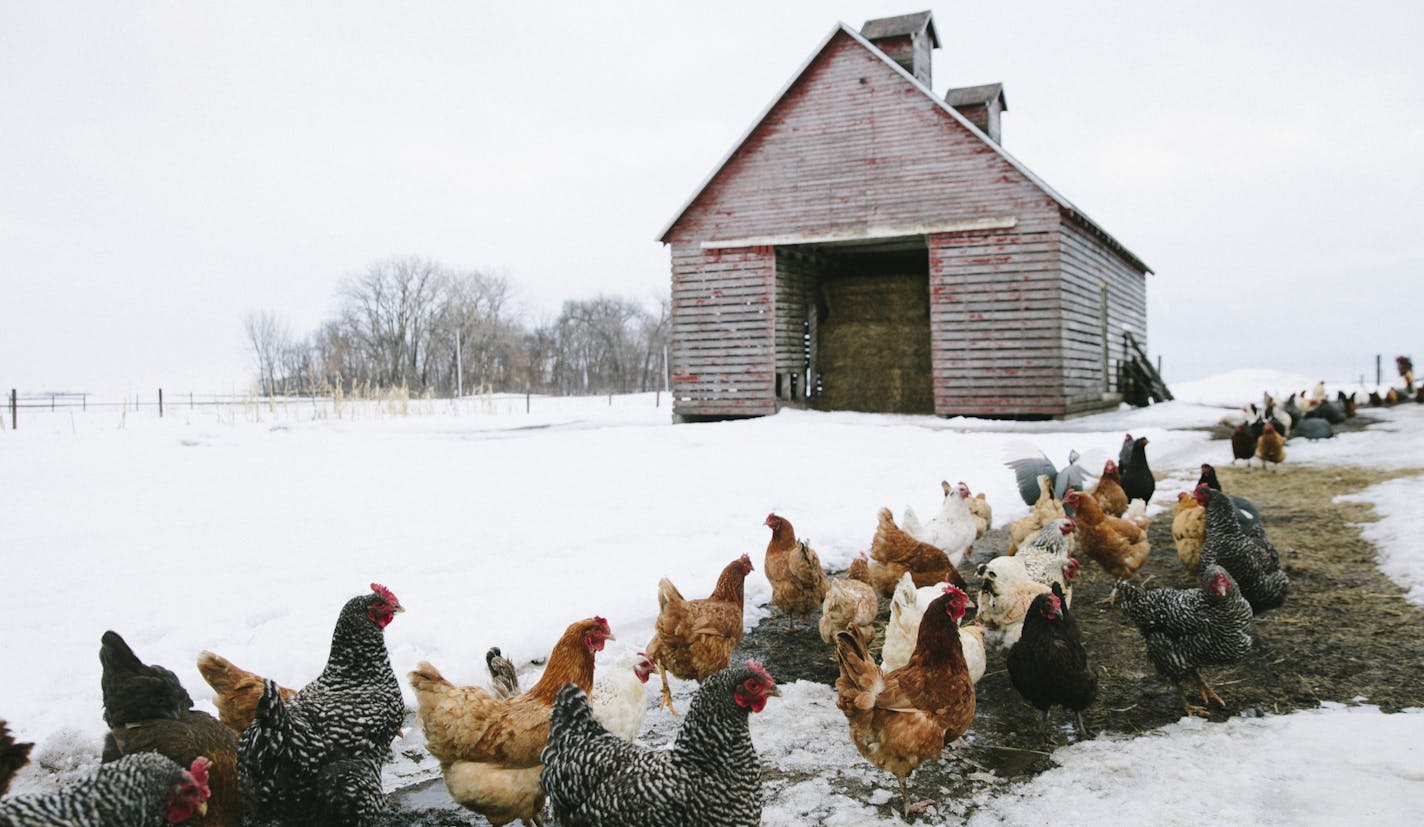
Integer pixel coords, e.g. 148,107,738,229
659,11,1157,420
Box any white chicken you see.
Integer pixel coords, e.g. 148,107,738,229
1124,498,1151,532
976,555,1050,652
900,481,978,567
1016,518,1080,608
590,650,656,742
880,573,986,684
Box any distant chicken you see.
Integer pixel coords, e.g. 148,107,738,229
540,661,778,827
975,556,1051,652
818,553,879,645
835,586,977,819
485,647,521,700
99,631,240,827
1007,589,1096,738
1119,436,1155,504
763,514,829,629
900,482,978,565
1,720,33,797
410,617,614,826
0,752,210,827
1062,489,1151,593
880,573,986,685
867,507,965,595
1171,492,1206,572
1090,461,1129,517
1007,474,1067,555
646,555,754,713
1196,486,1289,613
1116,564,1254,717
1230,423,1258,467
1255,422,1287,470
195,651,298,735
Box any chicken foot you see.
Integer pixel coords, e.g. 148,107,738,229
898,777,936,818
655,658,680,717
1197,678,1226,709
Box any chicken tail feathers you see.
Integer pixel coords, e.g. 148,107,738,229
657,577,685,611
98,631,192,730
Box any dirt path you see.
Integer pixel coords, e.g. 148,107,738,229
387,460,1424,825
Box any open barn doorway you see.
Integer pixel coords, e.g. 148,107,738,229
774,237,932,414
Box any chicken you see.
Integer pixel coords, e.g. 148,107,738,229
195,651,298,735
1230,423,1258,467
1117,433,1134,471
540,661,778,827
1124,498,1151,531
1007,589,1096,738
817,553,879,645
900,482,978,565
867,507,965,595
834,585,977,819
1196,486,1290,613
238,584,406,827
409,616,613,826
1004,445,1089,506
1016,518,1080,607
486,647,521,700
1090,460,1129,517
1255,421,1287,470
589,651,655,743
1,720,33,797
0,753,210,827
960,482,993,539
646,554,754,713
881,573,986,684
1294,418,1334,440
762,514,829,629
99,631,240,827
1197,463,1265,537
1116,564,1254,717
1171,492,1206,572
974,556,1051,652
1062,489,1151,587
1007,474,1067,555
1119,436,1155,504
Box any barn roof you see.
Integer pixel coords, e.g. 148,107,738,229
657,22,1151,275
945,82,1008,110
860,10,940,47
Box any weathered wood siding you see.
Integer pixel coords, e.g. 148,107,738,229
669,244,776,418
1057,214,1148,413
928,229,1066,416
773,248,818,402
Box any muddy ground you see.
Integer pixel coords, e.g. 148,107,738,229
388,422,1424,824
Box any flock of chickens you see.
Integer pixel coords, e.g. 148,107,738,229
6,379,1385,826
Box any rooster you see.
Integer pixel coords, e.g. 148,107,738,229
409,617,613,827
1,720,33,797
1007,588,1096,738
238,584,405,827
817,553,879,645
99,631,240,827
867,507,964,595
540,661,778,827
763,514,829,630
195,652,298,734
900,482,978,564
1090,461,1129,517
1116,564,1254,717
835,585,976,819
1196,486,1289,613
0,753,210,827
646,554,754,714
880,573,986,685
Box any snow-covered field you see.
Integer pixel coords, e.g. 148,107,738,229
3,371,1422,823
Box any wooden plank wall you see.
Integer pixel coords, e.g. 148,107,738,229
669,244,777,418
1057,215,1148,414
928,229,1066,416
773,248,818,402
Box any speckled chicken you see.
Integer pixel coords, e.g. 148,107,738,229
540,661,778,827
1198,463,1265,537
1197,486,1290,613
1116,564,1254,717
1015,518,1080,607
0,752,210,827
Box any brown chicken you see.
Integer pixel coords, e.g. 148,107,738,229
867,507,965,595
1008,474,1067,555
960,482,994,539
835,585,976,819
646,554,754,714
1062,490,1151,599
408,616,613,827
818,553,880,645
1172,491,1207,572
764,513,829,629
195,651,298,734
1256,421,1286,469
1090,461,1129,517
1,720,33,796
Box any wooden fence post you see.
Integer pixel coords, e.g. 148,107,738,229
9,389,15,430
158,388,164,418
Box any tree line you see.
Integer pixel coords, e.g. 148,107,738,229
244,256,670,397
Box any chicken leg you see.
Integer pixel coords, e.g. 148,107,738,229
655,658,679,717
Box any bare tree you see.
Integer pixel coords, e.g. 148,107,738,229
244,309,292,396
337,256,447,391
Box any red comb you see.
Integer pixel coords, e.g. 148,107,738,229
370,583,398,604
745,659,774,683
188,756,212,792
594,615,609,631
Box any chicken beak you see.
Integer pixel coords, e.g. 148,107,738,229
604,633,617,642
769,686,782,697
394,604,406,613
197,802,208,816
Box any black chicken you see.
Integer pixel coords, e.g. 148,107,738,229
1306,399,1346,425
238,584,405,827
1294,418,1334,440
1117,433,1134,470
1119,436,1155,504
1,720,33,797
1116,564,1254,717
1196,487,1289,613
99,631,240,827
0,752,210,827
1230,423,1257,466
1006,585,1096,738
1196,464,1264,537
541,661,779,827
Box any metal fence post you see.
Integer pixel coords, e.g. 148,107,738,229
9,389,15,430
158,388,164,418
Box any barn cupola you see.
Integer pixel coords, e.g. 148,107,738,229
945,83,1009,145
860,10,939,87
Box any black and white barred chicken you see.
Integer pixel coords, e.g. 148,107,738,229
1197,464,1264,537
1196,485,1289,613
0,752,210,827
238,583,405,826
1116,564,1253,717
540,661,779,827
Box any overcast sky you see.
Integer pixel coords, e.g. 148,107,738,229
3,1,1421,396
